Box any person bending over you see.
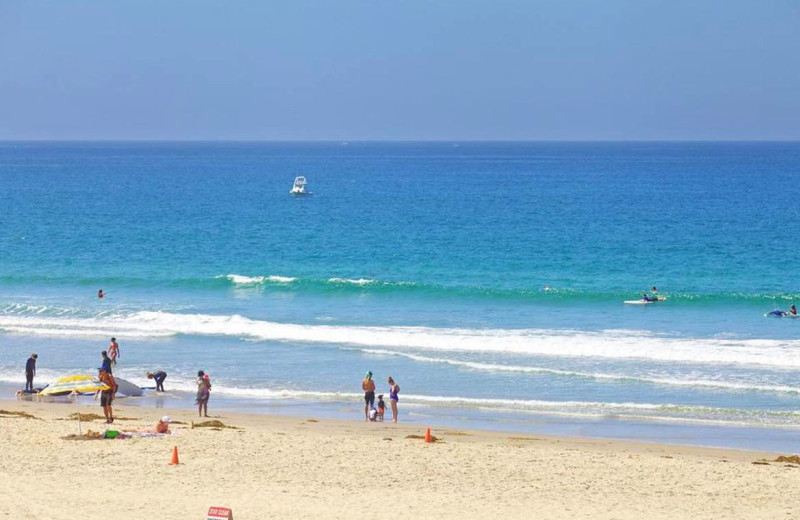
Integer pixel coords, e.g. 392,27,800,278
147,371,167,392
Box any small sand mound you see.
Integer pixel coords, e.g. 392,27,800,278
307,419,319,423
192,420,238,429
0,410,39,420
69,413,106,421
775,455,800,464
406,434,440,442
62,431,105,441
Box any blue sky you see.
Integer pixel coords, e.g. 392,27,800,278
1,1,798,140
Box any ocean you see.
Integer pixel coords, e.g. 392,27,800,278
1,141,799,450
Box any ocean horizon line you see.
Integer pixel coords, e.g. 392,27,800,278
1,139,799,144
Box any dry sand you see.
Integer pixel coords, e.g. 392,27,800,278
1,399,799,519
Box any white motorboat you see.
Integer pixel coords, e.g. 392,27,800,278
289,176,311,195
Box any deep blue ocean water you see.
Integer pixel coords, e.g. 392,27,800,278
2,141,800,450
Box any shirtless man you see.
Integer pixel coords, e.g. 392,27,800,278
96,367,117,424
362,371,376,421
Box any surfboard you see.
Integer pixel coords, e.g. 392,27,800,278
764,310,798,318
115,377,144,397
624,297,666,305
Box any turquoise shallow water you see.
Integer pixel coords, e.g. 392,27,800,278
1,141,800,449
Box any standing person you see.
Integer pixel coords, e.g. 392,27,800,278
376,394,386,422
101,351,113,374
196,370,211,417
96,367,117,424
24,354,37,392
108,337,120,365
147,370,167,392
388,376,400,423
362,371,376,421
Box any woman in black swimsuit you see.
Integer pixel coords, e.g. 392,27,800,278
388,376,400,423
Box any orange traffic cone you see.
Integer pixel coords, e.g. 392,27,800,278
424,427,432,443
169,445,180,465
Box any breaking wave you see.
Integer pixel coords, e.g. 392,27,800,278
2,309,800,367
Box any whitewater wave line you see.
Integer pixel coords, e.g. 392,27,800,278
361,349,800,395
5,272,800,304
4,369,799,426
222,273,380,286
0,368,791,416
3,310,800,368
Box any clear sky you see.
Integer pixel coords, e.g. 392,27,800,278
1,0,798,140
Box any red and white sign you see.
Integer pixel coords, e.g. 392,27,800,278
207,506,233,520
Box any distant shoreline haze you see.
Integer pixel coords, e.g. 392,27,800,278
1,1,798,141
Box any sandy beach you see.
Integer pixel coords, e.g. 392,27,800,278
1,399,798,519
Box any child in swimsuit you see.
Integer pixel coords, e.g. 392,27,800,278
376,394,385,422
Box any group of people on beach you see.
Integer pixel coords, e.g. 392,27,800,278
362,371,399,423
23,333,214,421
96,337,125,423
25,290,398,424
96,340,212,419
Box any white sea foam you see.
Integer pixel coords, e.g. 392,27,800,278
1,367,797,426
0,366,712,415
267,275,296,283
2,303,52,315
4,310,800,368
219,274,297,284
327,278,376,285
222,274,266,284
361,349,800,394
